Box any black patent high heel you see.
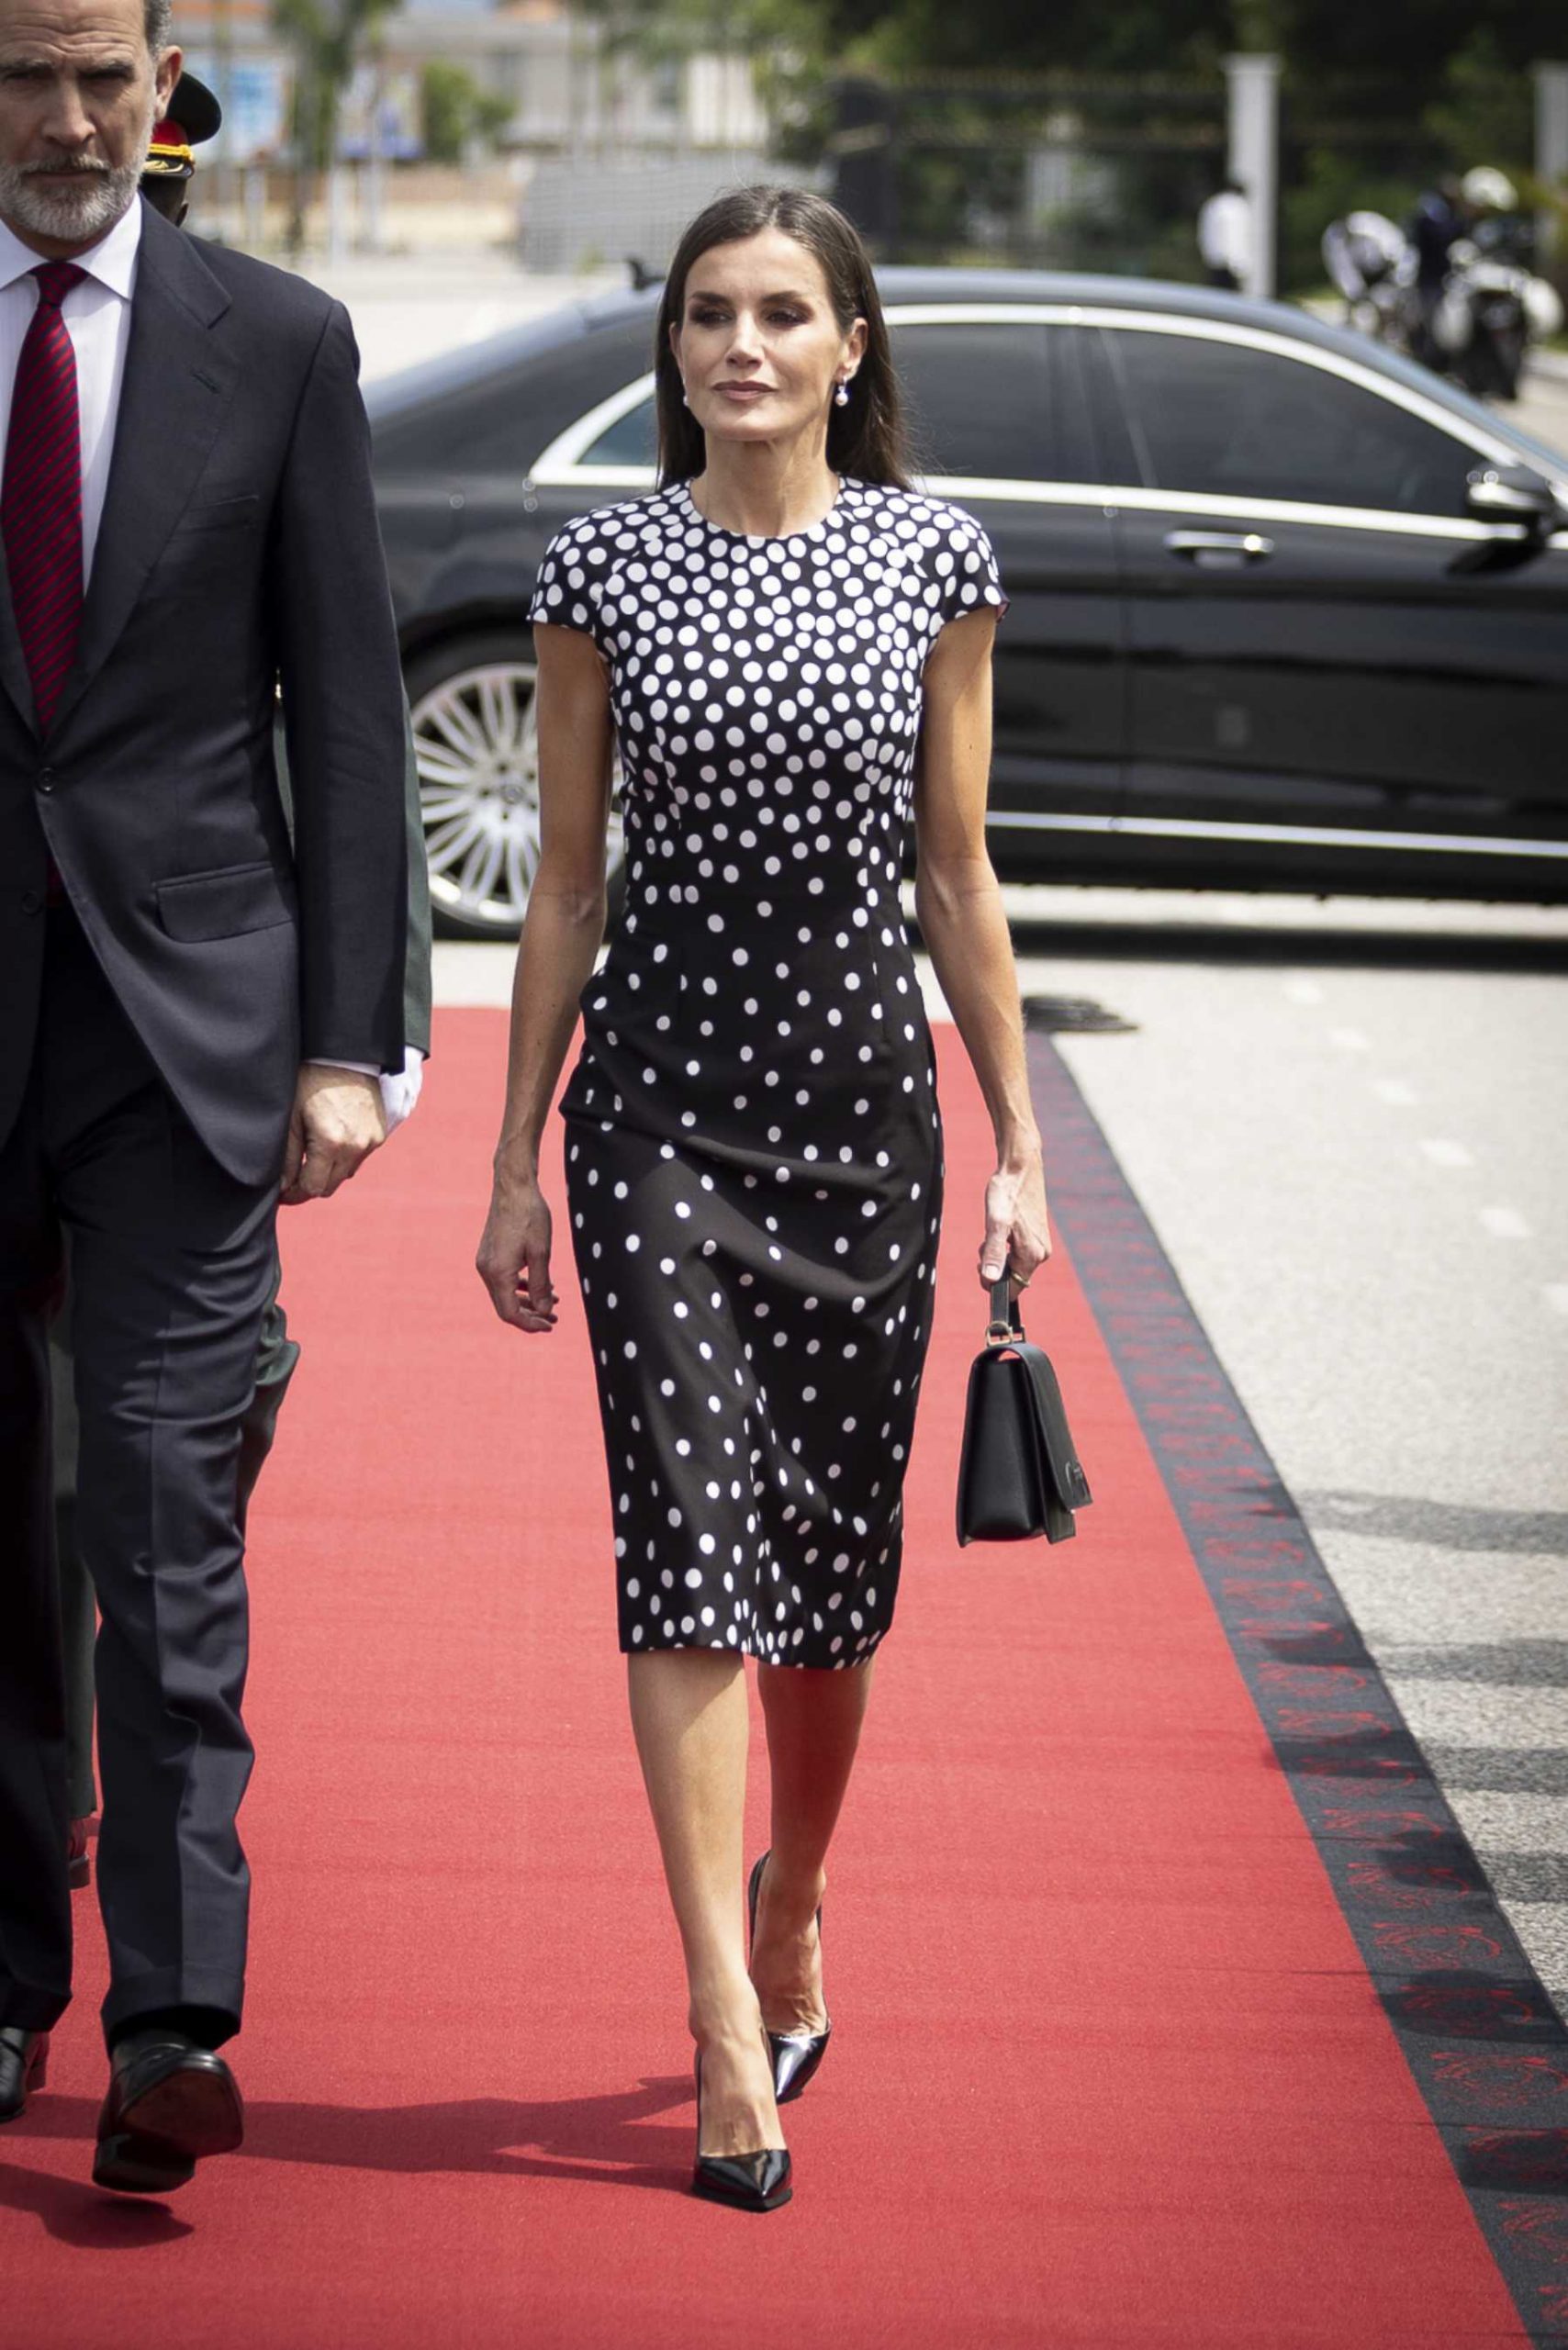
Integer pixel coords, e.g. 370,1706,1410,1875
691,2049,792,2212
747,1851,833,2105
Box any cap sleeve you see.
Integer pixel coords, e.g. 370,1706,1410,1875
527,520,602,643
935,507,1008,625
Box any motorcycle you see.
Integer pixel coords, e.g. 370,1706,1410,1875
1428,240,1562,401
1322,201,1564,402
1321,211,1410,343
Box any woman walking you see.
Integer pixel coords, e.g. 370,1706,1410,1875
477,185,1048,2210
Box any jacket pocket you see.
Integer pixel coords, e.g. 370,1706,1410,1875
155,860,297,943
172,493,262,534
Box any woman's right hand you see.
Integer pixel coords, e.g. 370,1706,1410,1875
476,1165,558,1333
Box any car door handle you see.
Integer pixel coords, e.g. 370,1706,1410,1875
1163,530,1276,564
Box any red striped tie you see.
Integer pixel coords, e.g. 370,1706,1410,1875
3,261,87,733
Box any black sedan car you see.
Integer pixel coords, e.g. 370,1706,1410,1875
367,267,1568,937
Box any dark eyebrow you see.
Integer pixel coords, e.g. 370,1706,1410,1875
686,286,817,307
0,50,136,72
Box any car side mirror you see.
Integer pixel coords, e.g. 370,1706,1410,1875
1465,462,1563,530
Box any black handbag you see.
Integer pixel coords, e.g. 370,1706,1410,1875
956,1280,1092,1546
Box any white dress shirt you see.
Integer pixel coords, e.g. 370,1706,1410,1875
1197,188,1251,279
0,200,412,1116
0,197,140,583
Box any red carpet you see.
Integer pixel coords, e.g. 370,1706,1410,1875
0,1013,1529,2348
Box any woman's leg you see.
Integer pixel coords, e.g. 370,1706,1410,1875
750,1661,875,2031
626,1651,781,2157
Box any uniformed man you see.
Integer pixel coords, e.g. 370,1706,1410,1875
139,64,219,225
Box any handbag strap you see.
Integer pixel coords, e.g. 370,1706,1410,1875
983,1279,1092,1512
987,1275,1023,1344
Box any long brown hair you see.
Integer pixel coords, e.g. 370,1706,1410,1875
655,185,912,492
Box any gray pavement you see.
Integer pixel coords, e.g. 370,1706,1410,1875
1509,350,1568,461
293,252,614,385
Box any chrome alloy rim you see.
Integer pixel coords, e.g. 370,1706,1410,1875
412,657,624,932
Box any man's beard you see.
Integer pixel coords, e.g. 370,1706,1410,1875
0,127,151,245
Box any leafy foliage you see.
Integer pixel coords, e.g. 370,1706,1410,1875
273,0,394,249
420,61,514,165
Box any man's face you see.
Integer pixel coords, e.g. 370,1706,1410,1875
0,0,178,254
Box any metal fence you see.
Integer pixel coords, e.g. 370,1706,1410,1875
814,66,1542,295
820,73,1227,283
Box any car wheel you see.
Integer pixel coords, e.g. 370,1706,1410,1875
406,630,626,942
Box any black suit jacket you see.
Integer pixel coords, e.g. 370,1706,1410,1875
0,202,408,1188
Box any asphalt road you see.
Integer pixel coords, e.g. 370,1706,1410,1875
364,254,1568,2013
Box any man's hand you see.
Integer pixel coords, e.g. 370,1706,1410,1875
280,1067,386,1205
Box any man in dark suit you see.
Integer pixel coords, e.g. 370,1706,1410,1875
0,0,409,2192
47,77,435,1897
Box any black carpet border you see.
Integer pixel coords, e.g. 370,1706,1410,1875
1029,1029,1568,2350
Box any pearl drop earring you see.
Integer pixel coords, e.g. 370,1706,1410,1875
834,379,851,408
681,381,690,408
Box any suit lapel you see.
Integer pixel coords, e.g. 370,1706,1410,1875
49,204,235,740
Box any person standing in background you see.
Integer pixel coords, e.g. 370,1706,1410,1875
1197,176,1251,291
136,60,215,222
1407,174,1467,364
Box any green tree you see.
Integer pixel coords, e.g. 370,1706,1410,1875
420,60,514,164
274,0,395,253
1424,27,1534,171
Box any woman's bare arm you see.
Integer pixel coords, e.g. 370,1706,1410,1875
476,621,615,1331
913,610,1050,1293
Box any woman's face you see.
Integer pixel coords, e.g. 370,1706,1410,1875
670,227,867,453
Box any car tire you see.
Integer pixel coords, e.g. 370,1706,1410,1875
405,629,626,942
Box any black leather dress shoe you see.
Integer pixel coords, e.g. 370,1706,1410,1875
747,1852,833,2105
94,2030,244,2194
0,2028,48,2123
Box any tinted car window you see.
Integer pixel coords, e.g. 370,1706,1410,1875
1100,328,1473,516
580,391,658,467
892,323,1052,481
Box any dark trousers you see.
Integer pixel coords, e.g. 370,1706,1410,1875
50,1271,301,1821
0,908,278,2046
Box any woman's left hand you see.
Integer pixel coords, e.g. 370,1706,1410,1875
980,1147,1052,1296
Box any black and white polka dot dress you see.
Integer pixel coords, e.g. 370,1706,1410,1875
529,477,1006,1667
